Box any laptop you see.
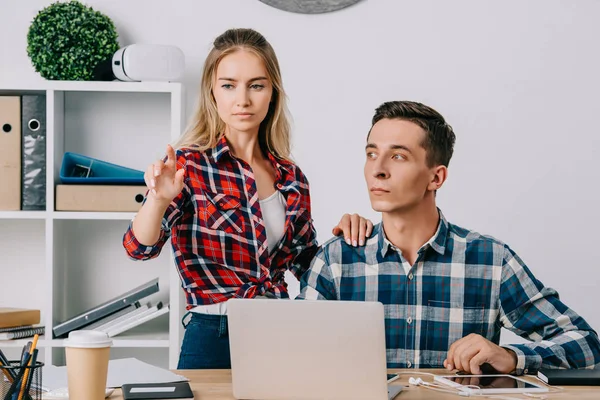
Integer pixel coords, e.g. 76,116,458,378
227,299,402,400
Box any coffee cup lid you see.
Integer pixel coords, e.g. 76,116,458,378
65,330,113,348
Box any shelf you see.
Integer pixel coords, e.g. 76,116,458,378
0,79,184,368
1,332,169,349
0,212,136,220
0,81,182,94
0,336,52,349
51,212,136,220
53,330,169,348
111,330,170,348
0,211,47,220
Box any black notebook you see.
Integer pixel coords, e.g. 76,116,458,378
122,382,194,400
537,368,600,385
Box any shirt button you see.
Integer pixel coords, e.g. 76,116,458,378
408,273,414,280
407,361,412,368
524,369,529,374
407,317,412,324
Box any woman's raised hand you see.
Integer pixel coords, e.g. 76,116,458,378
145,144,185,203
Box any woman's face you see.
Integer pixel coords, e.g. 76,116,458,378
213,50,273,136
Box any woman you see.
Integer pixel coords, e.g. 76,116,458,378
123,28,372,369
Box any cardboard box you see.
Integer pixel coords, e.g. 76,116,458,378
56,185,147,212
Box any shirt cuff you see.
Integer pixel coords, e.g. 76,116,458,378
123,221,165,259
502,344,543,375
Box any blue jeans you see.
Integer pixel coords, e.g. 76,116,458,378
177,312,231,369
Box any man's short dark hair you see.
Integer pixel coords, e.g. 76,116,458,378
369,101,456,167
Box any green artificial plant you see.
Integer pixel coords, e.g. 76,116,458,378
27,1,120,81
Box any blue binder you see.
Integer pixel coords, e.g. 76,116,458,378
59,152,145,184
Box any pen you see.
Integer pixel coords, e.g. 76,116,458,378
3,352,30,400
18,342,31,366
0,347,16,382
10,347,32,400
21,349,37,400
17,335,38,400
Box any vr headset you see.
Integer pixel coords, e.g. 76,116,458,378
94,44,185,82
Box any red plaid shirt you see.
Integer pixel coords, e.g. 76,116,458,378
123,137,318,309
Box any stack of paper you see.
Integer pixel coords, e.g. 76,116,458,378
42,358,188,392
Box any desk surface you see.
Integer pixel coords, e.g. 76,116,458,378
111,369,599,399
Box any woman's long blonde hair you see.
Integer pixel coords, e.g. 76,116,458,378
175,28,292,161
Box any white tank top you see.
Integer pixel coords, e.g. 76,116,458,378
191,190,287,316
259,190,287,253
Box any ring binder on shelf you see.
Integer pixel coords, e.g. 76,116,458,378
59,152,145,184
21,95,46,210
52,278,160,338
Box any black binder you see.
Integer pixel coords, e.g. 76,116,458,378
537,368,600,385
21,95,46,210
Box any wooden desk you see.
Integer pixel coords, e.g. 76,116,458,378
111,369,600,399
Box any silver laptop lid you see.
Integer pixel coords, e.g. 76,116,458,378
228,299,388,400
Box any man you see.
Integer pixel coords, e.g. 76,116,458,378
297,101,600,375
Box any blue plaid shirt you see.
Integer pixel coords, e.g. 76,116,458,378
297,210,600,374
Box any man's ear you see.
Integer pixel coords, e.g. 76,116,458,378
427,165,448,192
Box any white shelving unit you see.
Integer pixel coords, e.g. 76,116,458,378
0,81,186,369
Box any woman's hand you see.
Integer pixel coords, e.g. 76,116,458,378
332,214,374,247
145,144,185,204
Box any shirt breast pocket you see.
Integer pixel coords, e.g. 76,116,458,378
203,192,245,234
424,300,485,368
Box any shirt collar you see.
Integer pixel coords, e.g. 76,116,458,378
211,135,231,164
378,208,449,258
267,152,295,183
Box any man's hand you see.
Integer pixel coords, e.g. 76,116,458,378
443,333,518,374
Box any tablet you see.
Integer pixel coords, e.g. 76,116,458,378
434,374,549,394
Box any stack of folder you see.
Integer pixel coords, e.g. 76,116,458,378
0,95,46,211
53,278,169,338
56,152,147,212
0,308,45,340
1,94,148,212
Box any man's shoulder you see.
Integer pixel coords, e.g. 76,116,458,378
447,221,508,250
316,229,376,265
318,235,350,257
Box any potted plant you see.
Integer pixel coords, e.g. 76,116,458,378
27,0,120,81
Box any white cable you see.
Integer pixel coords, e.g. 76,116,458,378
401,372,559,400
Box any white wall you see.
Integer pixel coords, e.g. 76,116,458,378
2,0,600,347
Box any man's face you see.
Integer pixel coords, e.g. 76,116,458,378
364,118,439,214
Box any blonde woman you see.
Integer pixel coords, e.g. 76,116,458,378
123,28,371,369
